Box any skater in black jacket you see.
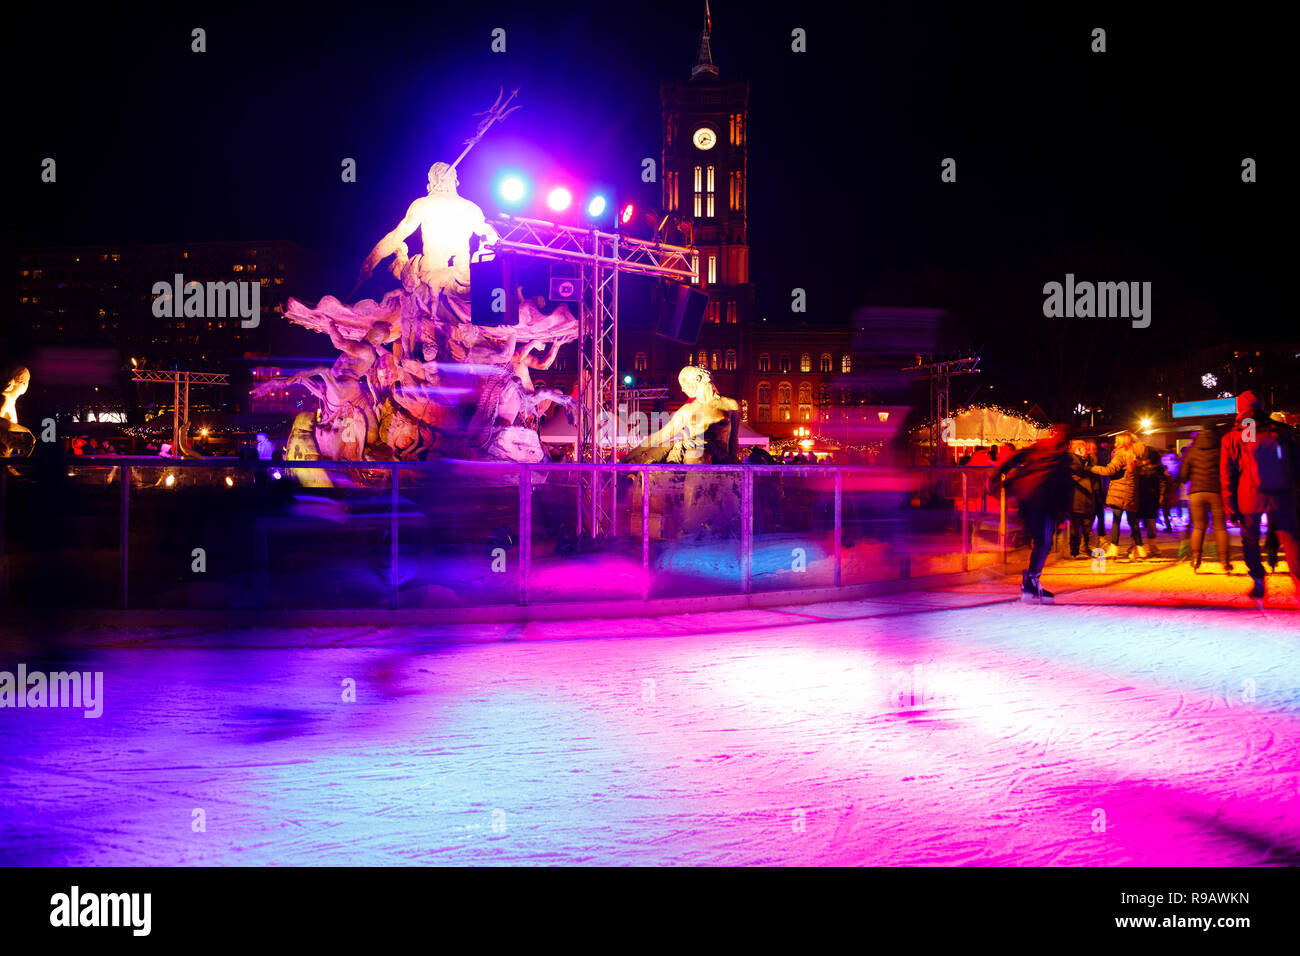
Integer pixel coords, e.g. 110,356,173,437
1178,423,1232,573
1066,440,1100,558
994,424,1073,602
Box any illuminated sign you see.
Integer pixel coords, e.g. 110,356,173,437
1172,398,1235,418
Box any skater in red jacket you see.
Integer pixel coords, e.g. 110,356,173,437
1220,391,1300,603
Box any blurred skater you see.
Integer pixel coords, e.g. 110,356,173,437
994,424,1073,602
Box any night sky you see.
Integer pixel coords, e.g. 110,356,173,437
6,2,1284,411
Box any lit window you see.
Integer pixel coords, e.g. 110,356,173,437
690,254,699,284
841,354,852,373
711,351,720,370
758,353,770,372
780,355,791,373
820,353,832,373
800,353,811,372
729,171,744,212
725,349,737,370
634,352,647,371
708,255,717,284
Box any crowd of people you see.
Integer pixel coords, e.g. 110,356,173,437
991,390,1300,605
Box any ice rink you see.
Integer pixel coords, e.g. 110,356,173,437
2,558,1297,866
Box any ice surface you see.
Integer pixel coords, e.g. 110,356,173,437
1,558,1296,865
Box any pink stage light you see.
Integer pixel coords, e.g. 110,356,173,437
547,187,572,212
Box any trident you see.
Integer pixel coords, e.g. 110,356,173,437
349,89,521,300
450,87,521,171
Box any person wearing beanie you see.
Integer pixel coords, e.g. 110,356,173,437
1220,390,1300,603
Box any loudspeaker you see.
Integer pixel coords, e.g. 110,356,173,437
549,275,580,301
470,255,519,326
654,283,709,344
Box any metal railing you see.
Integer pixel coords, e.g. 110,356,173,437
1,458,1011,611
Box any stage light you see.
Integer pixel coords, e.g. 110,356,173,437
587,195,607,217
164,473,175,487
547,187,572,212
621,203,635,225
622,374,634,386
499,176,527,203
225,476,234,487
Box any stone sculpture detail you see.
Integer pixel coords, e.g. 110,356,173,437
0,366,34,458
255,162,577,465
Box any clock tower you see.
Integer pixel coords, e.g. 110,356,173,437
658,2,753,406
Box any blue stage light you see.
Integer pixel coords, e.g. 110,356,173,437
587,195,607,217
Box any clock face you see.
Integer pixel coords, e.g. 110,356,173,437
692,127,717,151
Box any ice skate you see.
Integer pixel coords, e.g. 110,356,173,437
1248,576,1265,609
1020,573,1054,604
1191,552,1201,573
1134,544,1148,560
1104,542,1119,559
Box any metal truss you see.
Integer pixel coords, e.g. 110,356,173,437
131,370,230,386
131,369,230,454
486,215,697,538
904,356,980,463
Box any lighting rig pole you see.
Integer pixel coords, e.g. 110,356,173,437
485,215,696,538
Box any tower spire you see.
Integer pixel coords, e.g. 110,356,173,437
691,1,719,81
